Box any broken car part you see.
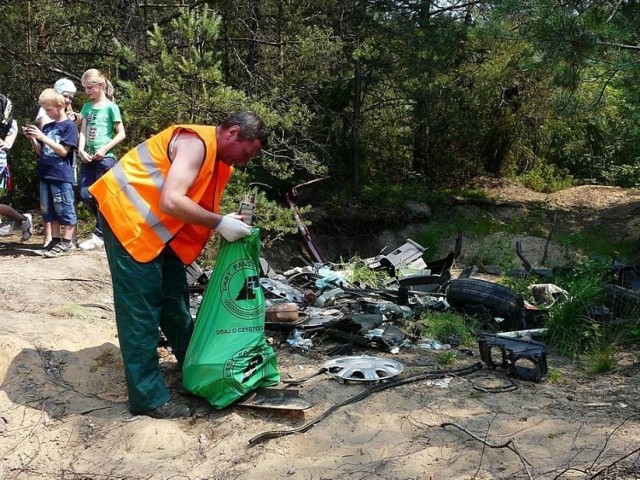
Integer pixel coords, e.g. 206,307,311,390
187,261,209,290
237,182,271,226
237,387,313,411
510,240,553,278
237,192,256,226
602,283,640,319
260,277,305,303
323,356,405,384
286,177,328,264
363,238,426,274
528,283,570,307
478,332,548,382
470,375,518,393
282,353,403,385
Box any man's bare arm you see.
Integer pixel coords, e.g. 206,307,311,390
159,130,223,229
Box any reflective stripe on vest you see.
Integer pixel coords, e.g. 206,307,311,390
110,148,173,244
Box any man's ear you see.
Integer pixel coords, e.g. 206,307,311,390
225,125,240,139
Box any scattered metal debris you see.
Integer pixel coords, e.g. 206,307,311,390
478,332,548,382
185,218,557,387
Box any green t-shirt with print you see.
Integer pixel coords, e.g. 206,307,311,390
80,101,122,157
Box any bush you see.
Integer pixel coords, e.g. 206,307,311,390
601,163,640,188
517,162,573,193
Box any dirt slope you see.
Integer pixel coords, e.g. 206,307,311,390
1,183,640,479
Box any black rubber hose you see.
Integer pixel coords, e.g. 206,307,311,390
249,362,483,445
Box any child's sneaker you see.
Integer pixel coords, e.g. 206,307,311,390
0,221,15,236
21,214,33,242
79,233,104,250
43,242,72,258
42,237,61,252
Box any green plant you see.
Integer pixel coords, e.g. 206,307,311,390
602,164,640,188
543,276,605,356
467,233,517,271
51,304,92,320
420,311,478,347
437,350,457,365
586,341,617,374
413,209,504,258
517,162,574,193
360,181,432,208
501,276,536,299
617,320,640,344
555,229,628,263
547,369,562,383
340,257,391,289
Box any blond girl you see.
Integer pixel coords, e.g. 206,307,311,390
77,68,125,250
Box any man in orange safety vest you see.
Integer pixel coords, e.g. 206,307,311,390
89,112,267,419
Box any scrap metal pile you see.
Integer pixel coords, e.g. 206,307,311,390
183,181,561,386
188,231,550,383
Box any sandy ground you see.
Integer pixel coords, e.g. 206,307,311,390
1,184,640,479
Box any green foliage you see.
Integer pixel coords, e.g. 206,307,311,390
436,350,457,366
467,233,518,271
419,311,478,347
413,206,514,258
601,163,640,188
517,162,574,193
586,342,617,374
114,8,245,142
359,180,431,208
0,0,640,205
2,0,640,218
543,276,606,357
554,230,625,266
501,276,536,300
339,257,391,289
547,369,562,383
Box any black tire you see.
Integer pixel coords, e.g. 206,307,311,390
446,278,526,330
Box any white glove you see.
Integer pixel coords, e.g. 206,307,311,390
214,214,252,242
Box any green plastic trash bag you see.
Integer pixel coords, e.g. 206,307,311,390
183,228,280,408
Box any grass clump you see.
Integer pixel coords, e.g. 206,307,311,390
586,342,617,374
413,210,504,257
437,350,457,365
544,277,605,356
419,311,479,347
467,233,517,271
555,228,633,263
547,369,562,383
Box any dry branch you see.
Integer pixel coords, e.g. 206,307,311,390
441,421,532,479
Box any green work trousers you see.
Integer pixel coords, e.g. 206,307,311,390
101,215,194,413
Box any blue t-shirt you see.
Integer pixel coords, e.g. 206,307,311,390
38,119,78,182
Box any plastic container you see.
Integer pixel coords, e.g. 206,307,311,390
265,303,299,322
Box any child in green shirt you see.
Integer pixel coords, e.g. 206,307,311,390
77,68,126,250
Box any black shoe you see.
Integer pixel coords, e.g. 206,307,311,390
43,237,61,251
43,242,72,258
136,400,192,419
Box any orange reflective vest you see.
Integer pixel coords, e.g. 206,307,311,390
89,125,233,264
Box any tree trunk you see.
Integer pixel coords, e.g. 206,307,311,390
411,0,432,183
